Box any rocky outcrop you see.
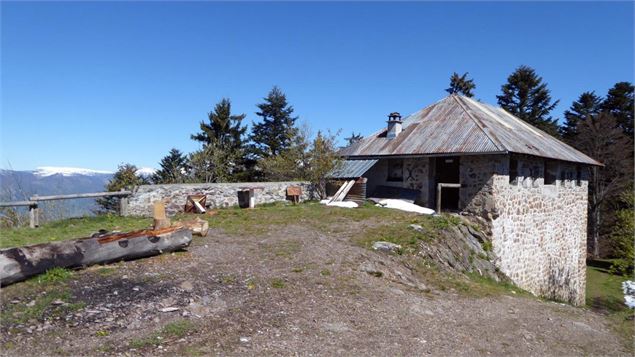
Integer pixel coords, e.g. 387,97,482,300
416,215,508,282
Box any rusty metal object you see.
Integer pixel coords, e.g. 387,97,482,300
338,94,600,166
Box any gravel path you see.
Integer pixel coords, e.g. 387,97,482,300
1,220,630,356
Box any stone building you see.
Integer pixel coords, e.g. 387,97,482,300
335,94,600,305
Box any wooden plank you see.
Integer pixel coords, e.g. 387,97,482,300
328,181,349,203
333,180,355,202
0,227,192,286
0,201,36,207
30,191,132,201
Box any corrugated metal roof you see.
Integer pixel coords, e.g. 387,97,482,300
339,95,601,166
329,159,378,179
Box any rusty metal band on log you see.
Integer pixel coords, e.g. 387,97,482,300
0,227,192,286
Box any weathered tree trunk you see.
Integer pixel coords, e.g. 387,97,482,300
0,227,192,286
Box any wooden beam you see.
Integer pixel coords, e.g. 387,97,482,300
0,201,36,207
30,191,132,201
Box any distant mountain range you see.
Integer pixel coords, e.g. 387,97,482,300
0,167,155,219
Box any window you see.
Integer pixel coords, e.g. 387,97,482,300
544,161,557,185
387,159,403,182
509,157,518,185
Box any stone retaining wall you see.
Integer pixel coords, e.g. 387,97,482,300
127,182,314,216
462,154,588,306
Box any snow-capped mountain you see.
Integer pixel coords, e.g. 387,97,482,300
34,166,113,177
0,166,155,219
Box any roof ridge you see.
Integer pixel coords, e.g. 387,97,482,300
451,95,506,152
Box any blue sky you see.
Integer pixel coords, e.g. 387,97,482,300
1,2,633,171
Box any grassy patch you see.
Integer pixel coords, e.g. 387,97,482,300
129,319,197,349
178,201,412,236
271,278,286,288
320,269,332,276
35,267,74,284
352,214,459,253
586,264,634,346
0,214,152,248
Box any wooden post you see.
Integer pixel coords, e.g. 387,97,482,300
119,188,129,216
29,204,36,228
32,195,39,228
436,183,442,214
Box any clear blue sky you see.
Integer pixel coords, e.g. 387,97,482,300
2,1,633,171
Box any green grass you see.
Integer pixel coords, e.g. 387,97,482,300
177,201,413,236
586,264,634,345
271,278,286,288
352,213,461,253
0,268,84,325
0,214,152,248
129,319,197,349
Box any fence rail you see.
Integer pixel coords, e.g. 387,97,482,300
0,190,132,228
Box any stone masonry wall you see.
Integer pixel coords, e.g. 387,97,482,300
127,181,314,216
461,155,588,305
364,158,430,206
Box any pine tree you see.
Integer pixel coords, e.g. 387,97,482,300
152,148,188,184
496,65,560,136
446,72,476,97
560,91,603,142
602,81,634,137
191,98,247,150
249,86,298,159
190,98,248,182
573,112,632,258
344,132,363,146
97,164,148,213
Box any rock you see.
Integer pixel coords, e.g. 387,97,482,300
180,281,194,292
26,300,36,307
159,307,179,313
51,299,65,305
409,224,425,233
360,262,383,277
372,241,402,254
239,337,251,343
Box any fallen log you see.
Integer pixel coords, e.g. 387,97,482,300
0,227,192,286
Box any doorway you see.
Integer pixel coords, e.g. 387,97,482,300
434,157,460,211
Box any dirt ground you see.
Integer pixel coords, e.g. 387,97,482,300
0,213,631,356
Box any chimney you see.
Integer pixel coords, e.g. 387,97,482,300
386,112,402,139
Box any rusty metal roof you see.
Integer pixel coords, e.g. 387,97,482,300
339,94,601,166
329,159,378,179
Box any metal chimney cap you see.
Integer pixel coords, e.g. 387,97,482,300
387,112,402,122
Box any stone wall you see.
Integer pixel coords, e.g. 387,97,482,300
127,182,314,216
364,158,430,206
463,154,588,306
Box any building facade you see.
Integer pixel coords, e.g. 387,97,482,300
335,94,599,305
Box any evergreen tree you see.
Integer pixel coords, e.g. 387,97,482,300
446,72,476,97
97,164,148,213
344,132,363,146
496,65,560,136
602,81,634,137
191,98,247,150
249,86,298,159
190,98,248,182
573,112,632,258
560,91,603,142
152,148,188,184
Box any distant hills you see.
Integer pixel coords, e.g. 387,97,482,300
0,167,154,219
